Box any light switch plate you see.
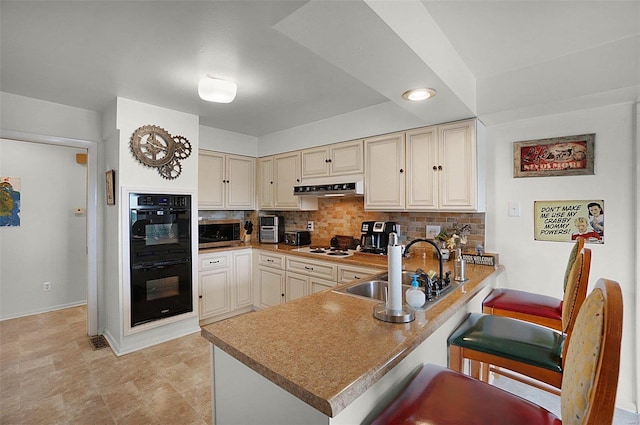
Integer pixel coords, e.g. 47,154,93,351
508,201,521,217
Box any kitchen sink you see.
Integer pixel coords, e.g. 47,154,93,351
341,279,411,302
333,270,458,311
376,270,423,286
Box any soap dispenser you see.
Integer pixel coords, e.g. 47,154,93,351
406,275,426,309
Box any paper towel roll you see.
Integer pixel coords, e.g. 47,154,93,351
387,243,403,311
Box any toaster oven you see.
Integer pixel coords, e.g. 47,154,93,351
284,230,311,246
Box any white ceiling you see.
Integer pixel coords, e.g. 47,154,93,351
1,1,638,138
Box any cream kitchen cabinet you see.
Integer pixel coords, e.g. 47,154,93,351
199,249,253,323
300,139,364,179
257,153,317,211
198,150,255,210
364,132,406,210
337,264,381,284
365,119,485,212
285,256,337,300
286,271,337,299
285,256,338,282
254,251,286,308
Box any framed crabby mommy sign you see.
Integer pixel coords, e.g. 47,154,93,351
514,133,595,178
534,200,604,244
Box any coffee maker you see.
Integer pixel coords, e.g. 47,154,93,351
360,221,396,254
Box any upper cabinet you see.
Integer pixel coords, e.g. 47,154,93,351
199,150,255,210
365,119,485,212
364,132,406,210
258,152,318,211
301,140,364,180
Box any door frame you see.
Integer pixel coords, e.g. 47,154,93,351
0,129,99,335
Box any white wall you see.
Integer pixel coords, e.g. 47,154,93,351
0,140,87,318
485,102,638,412
102,97,201,355
199,125,258,157
257,102,426,156
0,92,102,143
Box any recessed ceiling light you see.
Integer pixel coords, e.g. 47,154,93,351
198,76,237,103
402,88,436,102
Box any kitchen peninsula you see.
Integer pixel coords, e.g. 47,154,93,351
201,250,504,424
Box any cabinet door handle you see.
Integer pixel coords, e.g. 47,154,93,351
433,165,438,171
266,259,274,263
353,275,361,279
438,165,443,171
399,169,404,173
304,266,314,270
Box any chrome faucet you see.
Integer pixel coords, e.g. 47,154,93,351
403,239,449,290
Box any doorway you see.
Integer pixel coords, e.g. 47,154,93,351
0,130,99,335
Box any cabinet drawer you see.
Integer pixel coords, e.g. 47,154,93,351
256,251,286,270
337,265,381,283
199,252,231,271
286,257,337,281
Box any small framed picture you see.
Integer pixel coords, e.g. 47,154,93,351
105,170,115,205
514,133,595,178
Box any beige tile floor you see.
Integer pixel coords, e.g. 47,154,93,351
0,305,212,425
2,305,638,424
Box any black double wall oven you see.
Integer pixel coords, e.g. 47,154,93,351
129,193,192,327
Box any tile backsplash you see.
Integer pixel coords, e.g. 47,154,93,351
276,197,485,250
199,197,485,250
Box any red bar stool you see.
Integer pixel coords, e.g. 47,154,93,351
482,237,585,331
448,247,591,394
370,278,622,425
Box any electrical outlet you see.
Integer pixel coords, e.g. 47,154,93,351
44,282,51,291
426,225,440,239
307,221,314,232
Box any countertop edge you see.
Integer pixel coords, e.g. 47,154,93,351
202,265,504,417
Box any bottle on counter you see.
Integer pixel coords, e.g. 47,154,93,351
406,275,426,309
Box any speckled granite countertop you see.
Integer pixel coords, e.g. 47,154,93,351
199,241,497,271
201,244,504,418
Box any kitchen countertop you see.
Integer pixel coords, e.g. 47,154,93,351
199,240,497,273
200,244,503,417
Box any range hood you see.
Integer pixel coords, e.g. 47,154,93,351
294,181,364,197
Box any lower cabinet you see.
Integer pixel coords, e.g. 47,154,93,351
285,271,337,301
256,266,286,308
255,251,287,308
337,264,381,283
199,249,253,323
252,249,383,308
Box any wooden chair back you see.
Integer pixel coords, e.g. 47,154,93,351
561,278,623,425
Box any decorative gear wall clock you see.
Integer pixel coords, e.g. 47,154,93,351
129,125,192,179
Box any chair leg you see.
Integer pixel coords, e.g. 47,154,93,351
481,361,490,382
448,345,463,372
470,360,481,379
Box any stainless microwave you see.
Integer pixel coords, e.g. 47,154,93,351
259,215,284,244
198,219,241,249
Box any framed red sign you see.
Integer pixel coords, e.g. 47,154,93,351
514,133,595,178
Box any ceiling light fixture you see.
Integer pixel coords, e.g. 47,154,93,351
402,88,436,102
198,76,237,103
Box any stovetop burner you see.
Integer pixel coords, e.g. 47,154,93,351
297,246,355,258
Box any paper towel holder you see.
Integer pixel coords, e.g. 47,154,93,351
373,232,415,323
373,302,415,323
